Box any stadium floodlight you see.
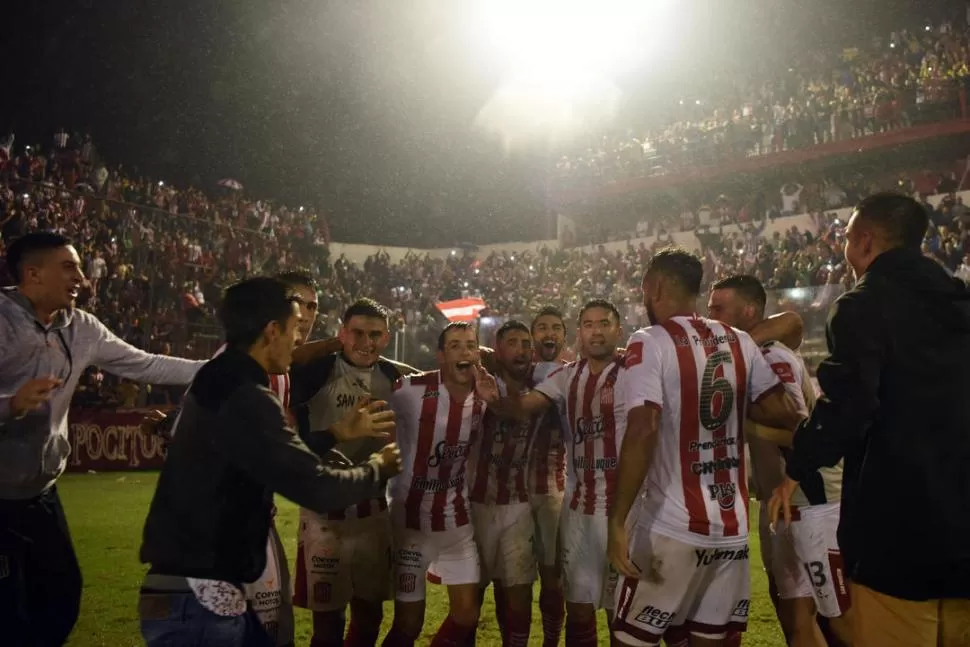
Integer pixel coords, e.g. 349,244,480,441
470,0,669,145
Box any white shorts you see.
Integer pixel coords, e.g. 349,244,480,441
613,531,750,645
293,510,392,612
472,502,537,587
559,507,616,609
772,502,850,618
243,522,293,646
391,519,480,603
530,492,563,568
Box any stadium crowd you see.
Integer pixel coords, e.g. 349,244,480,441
3,127,970,409
553,20,970,185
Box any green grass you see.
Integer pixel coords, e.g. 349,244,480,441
60,473,786,646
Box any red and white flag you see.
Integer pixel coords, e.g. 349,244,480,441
436,298,486,322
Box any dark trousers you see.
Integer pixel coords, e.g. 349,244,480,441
140,591,275,647
0,486,83,647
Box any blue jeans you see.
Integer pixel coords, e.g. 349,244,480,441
139,591,273,647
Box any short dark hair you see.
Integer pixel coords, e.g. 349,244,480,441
645,248,704,297
495,320,530,343
578,299,621,325
531,306,565,332
853,192,930,248
275,270,317,293
438,321,477,350
342,298,388,325
6,232,72,283
218,277,298,349
711,275,767,315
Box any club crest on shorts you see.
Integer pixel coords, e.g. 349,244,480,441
707,482,737,510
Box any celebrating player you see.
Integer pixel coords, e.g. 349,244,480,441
381,322,486,647
608,249,807,647
709,276,850,647
528,307,568,646
466,320,542,646
474,299,627,647
290,298,418,647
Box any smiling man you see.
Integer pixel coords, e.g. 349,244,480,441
0,232,206,646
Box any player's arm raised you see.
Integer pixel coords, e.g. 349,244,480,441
749,311,804,350
472,364,555,421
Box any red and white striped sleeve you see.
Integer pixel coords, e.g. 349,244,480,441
622,328,665,412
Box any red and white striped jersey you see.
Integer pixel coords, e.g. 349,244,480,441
389,371,485,532
469,363,554,506
533,357,627,516
623,316,780,546
528,361,567,497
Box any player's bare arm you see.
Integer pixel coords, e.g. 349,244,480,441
472,364,551,421
749,311,804,350
608,403,660,579
291,336,342,364
748,387,806,441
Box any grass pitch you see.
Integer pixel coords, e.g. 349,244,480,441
60,473,786,646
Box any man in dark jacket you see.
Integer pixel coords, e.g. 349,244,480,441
770,193,970,647
139,277,401,647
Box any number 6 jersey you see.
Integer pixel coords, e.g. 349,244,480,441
623,316,781,546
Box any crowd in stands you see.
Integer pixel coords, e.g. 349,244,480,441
553,20,970,185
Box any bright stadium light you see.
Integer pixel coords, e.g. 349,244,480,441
470,0,672,145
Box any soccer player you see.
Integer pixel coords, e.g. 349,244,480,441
467,320,542,646
474,299,628,647
382,322,486,647
607,249,807,647
528,306,568,646
709,275,849,647
291,298,418,647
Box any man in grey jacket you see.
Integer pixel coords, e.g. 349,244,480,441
0,232,207,646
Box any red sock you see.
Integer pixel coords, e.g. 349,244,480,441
538,588,564,647
725,630,742,647
663,626,689,647
380,627,415,647
345,618,380,647
504,608,531,647
493,587,508,640
430,616,476,647
564,618,598,647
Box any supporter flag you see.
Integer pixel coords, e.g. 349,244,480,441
436,298,487,322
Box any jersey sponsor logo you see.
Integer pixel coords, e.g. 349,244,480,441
335,393,361,409
688,436,736,452
633,605,677,631
573,455,617,471
493,419,531,443
427,440,471,467
573,415,607,444
694,545,749,567
690,455,741,475
707,482,737,510
413,474,463,492
422,390,440,400
771,362,796,384
624,341,643,369
691,331,737,348
489,452,530,469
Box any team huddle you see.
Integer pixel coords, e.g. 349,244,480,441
251,248,851,647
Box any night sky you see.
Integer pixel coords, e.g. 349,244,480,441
0,0,945,246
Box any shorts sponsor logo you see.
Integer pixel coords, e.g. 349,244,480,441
493,420,531,443
397,548,422,565
398,573,417,593
732,599,750,619
251,590,282,611
311,555,339,571
707,482,737,510
428,440,470,468
694,545,749,567
313,582,331,604
634,605,677,631
690,455,740,475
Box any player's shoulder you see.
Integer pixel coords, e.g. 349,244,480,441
760,339,798,362
531,361,562,382
393,370,440,393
